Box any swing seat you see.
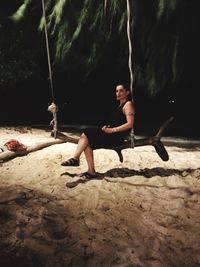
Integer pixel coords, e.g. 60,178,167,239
109,138,169,163
107,117,174,162
152,139,169,161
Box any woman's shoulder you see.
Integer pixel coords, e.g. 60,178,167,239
124,100,134,108
123,100,135,113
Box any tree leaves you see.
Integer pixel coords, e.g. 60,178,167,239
9,0,185,95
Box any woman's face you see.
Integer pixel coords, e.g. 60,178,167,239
116,85,129,101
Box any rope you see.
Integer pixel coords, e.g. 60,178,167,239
47,103,58,138
41,0,58,138
126,0,134,97
126,0,134,148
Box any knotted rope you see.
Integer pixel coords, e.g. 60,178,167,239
47,103,58,139
41,0,58,138
126,0,134,148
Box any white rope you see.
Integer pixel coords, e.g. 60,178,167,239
41,0,58,138
47,103,58,138
126,0,134,97
126,0,134,148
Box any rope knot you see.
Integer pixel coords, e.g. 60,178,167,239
48,102,58,138
48,102,58,113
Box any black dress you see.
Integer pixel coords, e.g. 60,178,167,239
83,101,131,149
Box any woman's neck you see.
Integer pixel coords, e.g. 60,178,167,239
119,98,127,106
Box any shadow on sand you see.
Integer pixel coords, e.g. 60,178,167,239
62,167,200,188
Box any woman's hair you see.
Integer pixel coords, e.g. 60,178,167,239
116,83,129,91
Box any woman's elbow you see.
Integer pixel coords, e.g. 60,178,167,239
127,122,134,129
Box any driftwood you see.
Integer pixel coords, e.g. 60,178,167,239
0,117,173,163
111,116,174,162
0,138,68,162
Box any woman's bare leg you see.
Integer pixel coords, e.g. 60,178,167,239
69,133,96,175
72,133,89,160
84,146,96,175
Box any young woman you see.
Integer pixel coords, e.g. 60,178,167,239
61,84,135,178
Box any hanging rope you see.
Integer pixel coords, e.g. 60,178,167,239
126,0,134,148
41,0,58,138
126,0,134,95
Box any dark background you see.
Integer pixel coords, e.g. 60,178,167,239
1,71,199,138
0,1,199,138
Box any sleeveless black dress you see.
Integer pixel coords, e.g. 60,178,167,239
83,101,131,149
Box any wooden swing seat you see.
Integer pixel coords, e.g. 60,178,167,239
54,117,174,162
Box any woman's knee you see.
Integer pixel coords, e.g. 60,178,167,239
80,133,88,143
80,133,86,138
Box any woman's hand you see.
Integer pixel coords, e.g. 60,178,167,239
101,125,116,134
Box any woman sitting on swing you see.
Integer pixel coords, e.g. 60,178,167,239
61,84,135,178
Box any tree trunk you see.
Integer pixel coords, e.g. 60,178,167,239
0,138,67,162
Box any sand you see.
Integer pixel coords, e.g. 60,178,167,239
0,126,200,267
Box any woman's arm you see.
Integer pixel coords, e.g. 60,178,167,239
102,101,135,134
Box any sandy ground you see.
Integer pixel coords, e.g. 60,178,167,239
0,126,200,267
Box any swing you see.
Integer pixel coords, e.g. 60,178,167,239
0,1,173,164
43,0,173,163
41,0,58,139
107,0,173,162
